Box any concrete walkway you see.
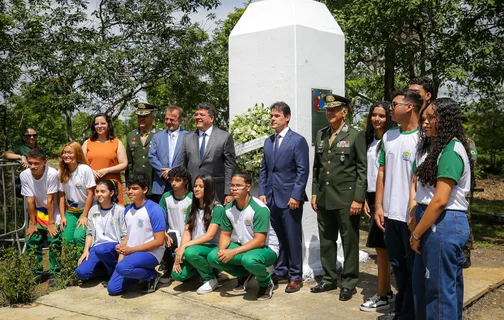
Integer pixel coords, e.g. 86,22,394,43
1,267,503,320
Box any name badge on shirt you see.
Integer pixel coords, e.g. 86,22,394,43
336,141,351,148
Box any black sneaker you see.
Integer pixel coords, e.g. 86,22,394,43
155,263,168,275
256,280,274,301
101,280,108,288
233,273,254,292
142,273,162,294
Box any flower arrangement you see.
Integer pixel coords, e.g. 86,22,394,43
230,103,273,184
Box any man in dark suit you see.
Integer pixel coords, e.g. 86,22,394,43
310,94,367,301
126,103,160,201
258,101,309,293
178,103,236,204
148,106,188,201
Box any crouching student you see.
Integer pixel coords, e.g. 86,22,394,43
157,166,193,282
207,172,279,301
76,180,126,285
107,172,166,295
21,148,62,277
171,175,224,294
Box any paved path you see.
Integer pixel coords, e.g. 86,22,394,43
1,267,503,320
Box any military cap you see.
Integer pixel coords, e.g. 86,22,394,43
135,102,156,116
324,94,351,108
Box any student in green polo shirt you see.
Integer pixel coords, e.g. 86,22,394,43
207,172,279,301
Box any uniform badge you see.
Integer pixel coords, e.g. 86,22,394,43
131,137,136,141
75,183,82,189
340,155,345,162
244,219,252,227
336,141,351,148
317,140,324,153
183,207,188,213
137,219,144,228
342,124,349,133
403,151,411,161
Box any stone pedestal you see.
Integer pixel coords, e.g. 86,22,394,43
229,0,367,279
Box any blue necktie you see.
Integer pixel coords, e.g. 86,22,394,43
200,132,206,160
273,134,279,159
168,132,174,167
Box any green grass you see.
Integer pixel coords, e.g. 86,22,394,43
470,199,504,248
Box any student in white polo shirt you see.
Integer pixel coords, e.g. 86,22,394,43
76,180,126,285
21,148,61,277
171,174,224,295
58,142,96,247
410,98,473,320
107,172,165,295
207,172,279,301
374,89,422,319
156,166,193,281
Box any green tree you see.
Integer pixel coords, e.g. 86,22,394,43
3,0,222,142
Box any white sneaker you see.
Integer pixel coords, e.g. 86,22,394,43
196,278,219,295
360,293,390,312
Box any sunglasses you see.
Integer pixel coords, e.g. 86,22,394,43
24,134,38,138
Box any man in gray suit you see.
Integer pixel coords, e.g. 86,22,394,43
178,103,236,204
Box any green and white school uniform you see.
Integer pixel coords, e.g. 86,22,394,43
171,204,224,282
208,196,279,287
159,191,193,243
378,127,419,222
414,140,471,209
59,163,96,247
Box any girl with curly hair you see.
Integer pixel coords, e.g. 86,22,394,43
410,98,474,320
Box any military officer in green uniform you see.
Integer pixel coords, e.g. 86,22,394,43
126,103,160,201
310,94,367,301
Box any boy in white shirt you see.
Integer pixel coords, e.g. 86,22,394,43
20,148,61,276
207,172,279,301
374,89,422,319
157,166,193,280
107,172,166,295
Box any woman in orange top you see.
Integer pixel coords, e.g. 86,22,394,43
82,113,128,205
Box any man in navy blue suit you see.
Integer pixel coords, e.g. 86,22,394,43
258,101,309,293
148,106,188,201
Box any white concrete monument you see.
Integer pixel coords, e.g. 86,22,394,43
229,0,367,279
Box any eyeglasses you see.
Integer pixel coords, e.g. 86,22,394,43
24,134,37,138
230,184,249,190
391,102,410,109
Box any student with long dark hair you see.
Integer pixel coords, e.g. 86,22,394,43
76,180,126,285
361,101,395,312
171,174,224,295
410,98,473,320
